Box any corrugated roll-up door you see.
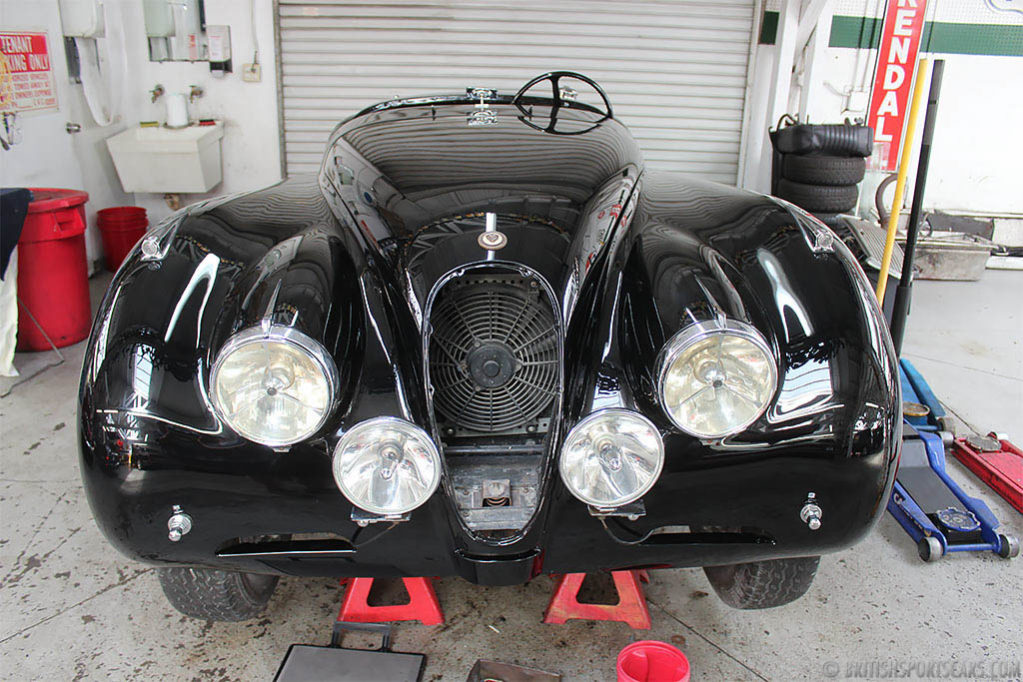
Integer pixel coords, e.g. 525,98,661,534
277,0,756,184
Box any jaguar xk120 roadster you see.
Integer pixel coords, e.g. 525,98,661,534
79,72,900,620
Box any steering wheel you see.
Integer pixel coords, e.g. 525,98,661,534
512,71,614,135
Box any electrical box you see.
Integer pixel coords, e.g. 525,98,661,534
206,25,231,75
242,63,262,82
206,25,231,62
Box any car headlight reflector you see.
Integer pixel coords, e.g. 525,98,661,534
332,417,441,515
560,409,664,508
658,319,776,439
211,325,338,446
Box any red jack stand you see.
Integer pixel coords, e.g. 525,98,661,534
337,577,444,626
543,570,652,630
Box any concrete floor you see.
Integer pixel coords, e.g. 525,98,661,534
1,270,1020,681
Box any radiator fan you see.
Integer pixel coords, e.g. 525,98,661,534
430,277,558,433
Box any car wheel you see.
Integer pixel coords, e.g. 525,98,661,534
157,567,279,621
777,179,859,213
703,556,820,609
782,155,866,185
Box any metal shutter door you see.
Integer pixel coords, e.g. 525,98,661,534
277,0,756,184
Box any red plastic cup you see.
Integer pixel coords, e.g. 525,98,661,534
617,641,690,682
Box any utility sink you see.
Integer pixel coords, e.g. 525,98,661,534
106,123,224,193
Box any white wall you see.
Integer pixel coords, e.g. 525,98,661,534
805,49,1023,217
114,0,282,223
0,0,133,262
1,0,282,256
796,1,1023,217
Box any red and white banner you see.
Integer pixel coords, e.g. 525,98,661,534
866,0,928,171
0,31,58,113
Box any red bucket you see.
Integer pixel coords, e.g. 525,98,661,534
16,188,91,351
617,641,690,682
97,206,148,271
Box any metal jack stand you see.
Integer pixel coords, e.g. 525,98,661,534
544,570,652,629
336,577,444,626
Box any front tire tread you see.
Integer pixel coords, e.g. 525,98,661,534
703,556,820,609
157,567,278,621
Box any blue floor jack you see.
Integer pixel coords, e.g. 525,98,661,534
887,359,1019,562
876,59,1018,563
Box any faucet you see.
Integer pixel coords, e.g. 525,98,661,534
150,84,164,103
189,85,203,104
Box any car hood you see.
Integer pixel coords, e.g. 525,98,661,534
317,101,644,320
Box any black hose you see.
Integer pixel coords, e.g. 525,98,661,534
875,173,897,225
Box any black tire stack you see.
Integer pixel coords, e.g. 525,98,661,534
769,122,873,227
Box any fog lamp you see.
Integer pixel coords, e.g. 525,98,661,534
332,417,441,515
559,409,664,508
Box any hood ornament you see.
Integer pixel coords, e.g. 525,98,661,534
467,87,498,126
478,212,507,257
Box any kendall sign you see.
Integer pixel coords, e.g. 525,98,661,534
867,0,928,170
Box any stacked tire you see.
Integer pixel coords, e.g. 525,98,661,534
770,123,872,227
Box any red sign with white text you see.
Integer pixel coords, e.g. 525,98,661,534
0,32,58,113
867,0,928,170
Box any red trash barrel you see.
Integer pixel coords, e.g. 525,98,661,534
97,206,148,271
16,189,92,351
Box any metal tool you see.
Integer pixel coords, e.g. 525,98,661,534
886,359,1018,561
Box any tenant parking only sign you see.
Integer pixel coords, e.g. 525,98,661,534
0,32,58,113
866,0,928,170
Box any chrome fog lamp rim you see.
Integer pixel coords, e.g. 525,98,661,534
332,417,442,515
656,318,777,439
210,324,339,446
559,408,665,508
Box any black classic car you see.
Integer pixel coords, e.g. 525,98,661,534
78,73,900,621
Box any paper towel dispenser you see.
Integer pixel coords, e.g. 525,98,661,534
59,0,105,38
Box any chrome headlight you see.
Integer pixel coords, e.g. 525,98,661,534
210,325,338,446
657,319,777,439
332,417,441,515
559,409,664,508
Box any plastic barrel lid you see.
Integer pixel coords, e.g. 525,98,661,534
27,188,90,213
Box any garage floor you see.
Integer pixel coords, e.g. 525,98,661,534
1,271,1020,681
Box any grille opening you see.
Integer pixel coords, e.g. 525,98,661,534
429,273,558,435
427,269,561,538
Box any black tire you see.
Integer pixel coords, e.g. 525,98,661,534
782,155,866,185
157,567,279,621
777,179,859,213
703,556,820,609
814,212,847,228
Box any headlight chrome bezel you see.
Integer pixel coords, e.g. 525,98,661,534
656,319,777,440
559,408,665,509
210,324,339,447
332,416,442,516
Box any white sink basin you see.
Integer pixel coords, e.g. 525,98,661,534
106,123,224,193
